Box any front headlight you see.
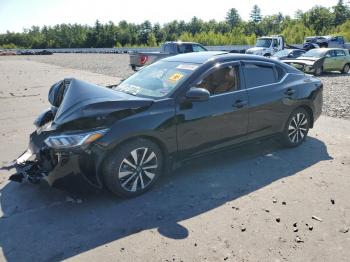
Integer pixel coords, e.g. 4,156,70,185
44,129,109,149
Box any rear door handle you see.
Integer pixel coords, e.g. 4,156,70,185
233,100,248,108
284,88,295,96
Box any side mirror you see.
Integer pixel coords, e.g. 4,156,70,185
186,87,210,102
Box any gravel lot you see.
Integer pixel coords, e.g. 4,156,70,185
5,53,350,119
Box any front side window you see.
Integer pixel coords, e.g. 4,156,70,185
326,50,336,58
193,45,207,52
195,65,240,95
273,39,279,47
243,63,276,88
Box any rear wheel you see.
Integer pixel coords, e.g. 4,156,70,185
281,108,310,148
314,67,323,76
341,64,349,74
103,138,163,197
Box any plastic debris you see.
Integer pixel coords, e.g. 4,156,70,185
295,236,304,243
312,216,323,222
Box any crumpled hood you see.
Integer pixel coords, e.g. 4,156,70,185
283,57,320,66
51,78,153,127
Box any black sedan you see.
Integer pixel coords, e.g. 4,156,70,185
11,52,323,197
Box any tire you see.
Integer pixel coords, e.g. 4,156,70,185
102,138,163,197
314,66,323,76
281,108,310,148
341,64,350,74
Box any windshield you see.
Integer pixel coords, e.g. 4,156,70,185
274,49,290,57
114,61,198,98
256,38,272,48
301,49,326,58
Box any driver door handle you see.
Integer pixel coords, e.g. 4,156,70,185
233,100,248,108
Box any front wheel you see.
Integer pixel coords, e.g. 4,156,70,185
103,138,163,197
281,108,310,148
314,67,323,76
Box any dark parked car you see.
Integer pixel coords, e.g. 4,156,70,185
11,52,323,197
271,49,305,60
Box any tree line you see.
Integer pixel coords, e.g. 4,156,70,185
0,0,350,49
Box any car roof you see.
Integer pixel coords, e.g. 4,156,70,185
163,51,288,64
163,51,300,74
163,51,227,63
314,48,347,51
163,41,204,45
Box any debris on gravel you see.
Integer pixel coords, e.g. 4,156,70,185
339,227,349,233
295,236,304,243
312,216,323,222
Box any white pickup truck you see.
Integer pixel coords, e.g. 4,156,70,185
245,35,285,57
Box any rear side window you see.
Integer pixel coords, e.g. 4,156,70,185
243,63,276,88
163,44,174,53
178,44,193,53
193,45,207,52
336,50,346,56
275,65,286,81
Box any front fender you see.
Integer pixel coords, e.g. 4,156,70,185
96,98,177,156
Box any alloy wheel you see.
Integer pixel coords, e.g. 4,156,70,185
118,147,158,192
288,113,308,144
315,67,322,76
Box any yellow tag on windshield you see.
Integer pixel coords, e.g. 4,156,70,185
169,73,184,82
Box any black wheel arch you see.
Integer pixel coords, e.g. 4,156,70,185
94,134,171,187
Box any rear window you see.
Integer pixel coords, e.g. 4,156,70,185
243,63,276,88
163,45,172,53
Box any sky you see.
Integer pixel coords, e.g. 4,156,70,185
0,0,340,33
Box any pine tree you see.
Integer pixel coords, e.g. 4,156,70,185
333,0,350,26
250,5,262,23
226,8,241,29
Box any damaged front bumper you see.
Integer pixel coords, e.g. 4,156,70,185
10,130,105,188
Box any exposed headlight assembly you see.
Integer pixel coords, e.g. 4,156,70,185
44,129,109,149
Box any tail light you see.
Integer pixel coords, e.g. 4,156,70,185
140,55,148,65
